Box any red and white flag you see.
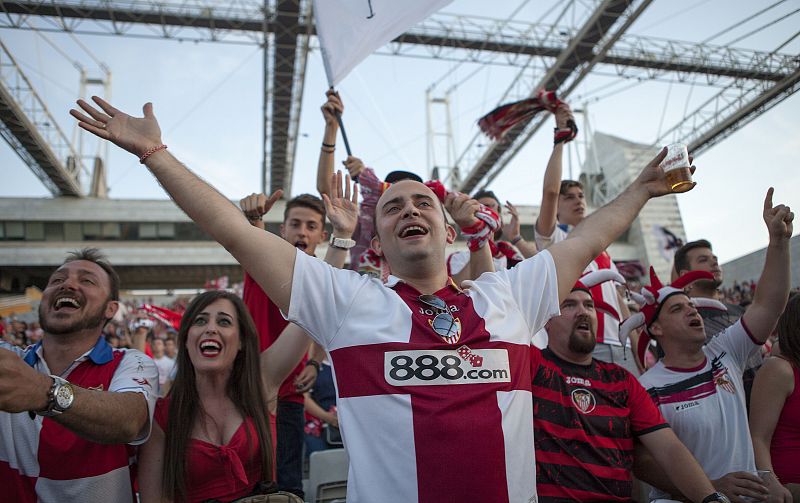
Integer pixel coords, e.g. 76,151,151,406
313,0,454,86
138,304,183,331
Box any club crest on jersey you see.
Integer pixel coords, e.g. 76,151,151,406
571,388,596,414
713,366,736,394
429,315,461,344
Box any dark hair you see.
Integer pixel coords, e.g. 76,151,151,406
385,170,422,184
559,180,583,195
162,291,273,501
777,292,800,368
673,239,713,275
283,193,326,225
472,189,500,207
63,247,120,301
372,180,449,240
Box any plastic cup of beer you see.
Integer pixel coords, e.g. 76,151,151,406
660,143,694,193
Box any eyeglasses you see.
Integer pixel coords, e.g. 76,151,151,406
418,294,458,341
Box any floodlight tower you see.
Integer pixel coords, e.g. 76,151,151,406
425,87,459,187
73,66,112,198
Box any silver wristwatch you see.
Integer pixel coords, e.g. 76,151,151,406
329,236,356,250
36,375,75,417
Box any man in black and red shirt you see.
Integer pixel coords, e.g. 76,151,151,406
532,274,718,502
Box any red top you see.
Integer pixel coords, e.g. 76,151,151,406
154,398,264,502
771,362,800,484
243,273,305,404
531,347,668,502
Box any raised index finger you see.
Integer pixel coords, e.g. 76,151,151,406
764,187,774,212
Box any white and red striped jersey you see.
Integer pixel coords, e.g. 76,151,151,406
535,225,624,346
286,249,560,503
0,337,158,503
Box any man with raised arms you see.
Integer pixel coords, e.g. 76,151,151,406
72,96,692,503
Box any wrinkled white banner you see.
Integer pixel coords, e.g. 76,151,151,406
313,0,454,86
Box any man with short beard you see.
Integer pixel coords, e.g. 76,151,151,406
535,103,634,373
531,272,718,502
0,248,158,502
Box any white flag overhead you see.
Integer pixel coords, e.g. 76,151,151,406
313,0,454,86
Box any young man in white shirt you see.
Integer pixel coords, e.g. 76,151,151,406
635,189,793,503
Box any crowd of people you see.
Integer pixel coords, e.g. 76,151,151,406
0,89,796,503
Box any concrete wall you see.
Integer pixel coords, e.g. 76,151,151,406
721,234,800,287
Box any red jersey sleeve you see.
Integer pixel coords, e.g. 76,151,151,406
243,272,303,403
627,372,668,436
243,272,290,352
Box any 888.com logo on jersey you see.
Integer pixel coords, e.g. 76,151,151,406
383,347,511,386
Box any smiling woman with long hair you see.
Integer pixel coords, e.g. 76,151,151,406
136,174,358,503
137,290,312,502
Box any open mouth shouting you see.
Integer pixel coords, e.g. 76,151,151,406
199,339,222,358
398,224,429,239
573,316,593,336
294,241,308,251
688,317,703,329
53,295,82,313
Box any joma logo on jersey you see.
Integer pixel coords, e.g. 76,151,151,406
675,400,700,411
384,349,510,386
417,305,459,316
565,376,592,387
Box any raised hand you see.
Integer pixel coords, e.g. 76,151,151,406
321,89,344,128
502,200,521,240
634,147,697,198
763,187,794,241
444,192,480,229
342,156,365,179
322,170,359,238
555,103,574,130
70,97,162,158
239,190,284,230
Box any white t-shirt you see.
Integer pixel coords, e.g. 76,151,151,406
447,249,507,275
153,355,175,386
535,224,625,346
638,320,761,500
286,249,560,503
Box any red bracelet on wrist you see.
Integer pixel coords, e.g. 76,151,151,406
139,144,168,164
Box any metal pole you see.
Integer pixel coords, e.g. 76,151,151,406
261,0,270,195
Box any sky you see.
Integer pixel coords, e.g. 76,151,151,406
1,0,799,264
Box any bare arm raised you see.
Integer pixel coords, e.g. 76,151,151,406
70,97,297,312
548,148,691,301
317,90,343,195
502,201,537,258
741,188,794,343
535,104,571,237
